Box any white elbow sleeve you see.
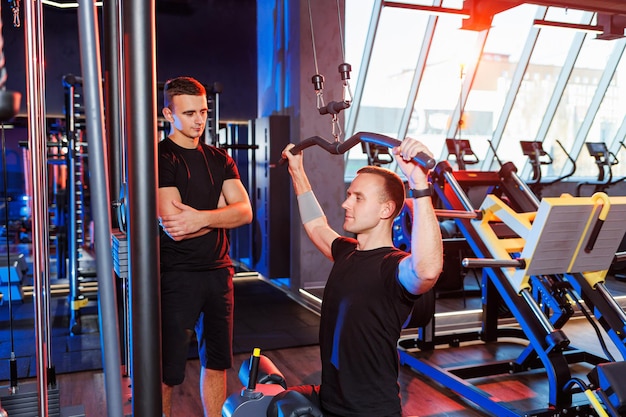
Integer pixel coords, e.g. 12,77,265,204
297,190,324,224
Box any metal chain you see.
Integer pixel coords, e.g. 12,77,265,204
331,114,342,141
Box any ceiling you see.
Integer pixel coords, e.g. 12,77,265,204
39,0,626,16
41,0,626,34
530,1,626,15
464,0,626,15
460,0,626,36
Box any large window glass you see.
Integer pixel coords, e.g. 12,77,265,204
569,41,626,180
345,2,626,185
493,8,590,173
461,4,537,171
346,3,433,177
409,17,478,165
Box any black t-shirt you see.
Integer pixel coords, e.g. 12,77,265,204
158,138,240,271
319,237,417,417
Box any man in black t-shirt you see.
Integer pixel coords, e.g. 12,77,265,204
158,76,252,417
281,137,443,416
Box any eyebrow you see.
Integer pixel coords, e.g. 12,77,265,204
182,108,209,114
347,190,365,198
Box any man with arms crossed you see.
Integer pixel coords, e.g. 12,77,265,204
158,76,253,417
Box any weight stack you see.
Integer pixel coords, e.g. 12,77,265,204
111,230,129,279
0,382,61,416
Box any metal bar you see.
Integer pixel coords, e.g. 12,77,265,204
434,209,478,219
596,283,626,330
23,0,49,413
104,0,125,228
123,1,162,415
442,169,475,212
462,258,525,269
77,2,125,416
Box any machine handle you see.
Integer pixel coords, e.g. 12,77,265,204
462,258,526,269
279,131,436,170
585,193,611,253
246,347,261,390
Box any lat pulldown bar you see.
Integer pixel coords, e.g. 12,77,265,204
280,131,436,170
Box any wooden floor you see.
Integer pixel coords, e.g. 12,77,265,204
12,272,626,417
47,312,622,417
54,344,493,417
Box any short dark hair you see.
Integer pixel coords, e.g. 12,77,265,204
163,76,206,108
356,166,405,218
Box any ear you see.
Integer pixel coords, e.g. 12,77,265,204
380,201,396,220
162,107,173,122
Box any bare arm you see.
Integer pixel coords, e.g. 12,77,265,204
282,144,339,261
158,179,252,241
394,138,443,295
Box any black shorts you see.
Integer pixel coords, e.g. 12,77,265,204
161,267,234,386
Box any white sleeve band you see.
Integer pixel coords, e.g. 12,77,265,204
297,190,324,224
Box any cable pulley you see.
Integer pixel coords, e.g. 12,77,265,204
307,0,353,141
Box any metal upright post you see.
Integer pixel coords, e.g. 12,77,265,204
76,2,125,417
123,1,162,415
104,0,130,378
23,0,50,414
104,0,125,225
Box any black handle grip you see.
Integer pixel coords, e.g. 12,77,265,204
358,132,435,169
319,101,350,115
247,348,261,390
278,131,436,169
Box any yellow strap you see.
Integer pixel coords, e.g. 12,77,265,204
585,388,609,417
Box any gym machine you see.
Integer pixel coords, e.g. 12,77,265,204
250,131,626,415
223,348,323,417
520,139,575,199
61,74,97,335
277,131,435,170
397,155,626,416
446,138,479,171
0,0,69,414
576,142,625,197
20,74,100,334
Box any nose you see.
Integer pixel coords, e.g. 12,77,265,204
194,112,206,124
